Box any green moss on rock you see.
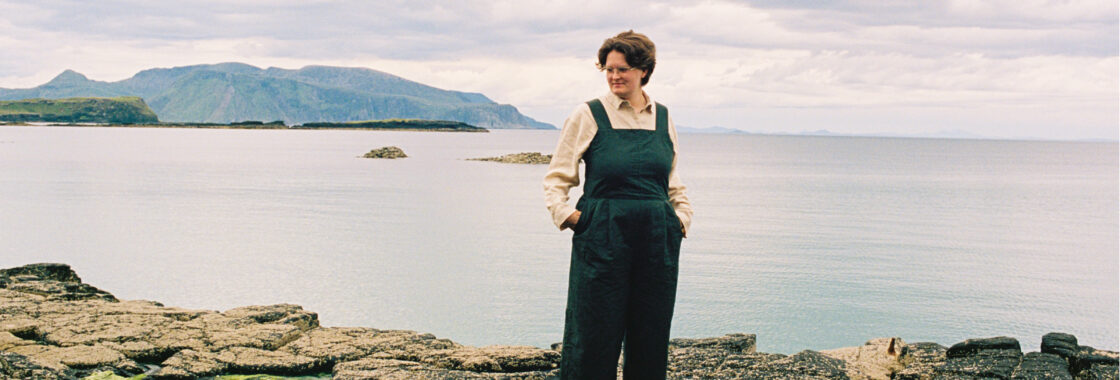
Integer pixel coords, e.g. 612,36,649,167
81,371,145,380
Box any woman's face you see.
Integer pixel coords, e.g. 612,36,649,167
604,50,647,100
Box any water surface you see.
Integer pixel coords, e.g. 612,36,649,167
0,126,1115,353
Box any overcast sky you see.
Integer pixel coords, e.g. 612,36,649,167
0,0,1116,139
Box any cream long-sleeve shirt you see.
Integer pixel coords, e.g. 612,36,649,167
543,92,693,235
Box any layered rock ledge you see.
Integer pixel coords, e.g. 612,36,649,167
0,263,1115,379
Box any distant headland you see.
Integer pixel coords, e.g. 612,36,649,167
0,63,555,129
297,119,486,132
0,97,488,132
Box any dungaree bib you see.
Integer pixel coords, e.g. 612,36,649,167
560,98,683,380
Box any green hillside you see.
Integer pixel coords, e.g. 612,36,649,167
0,64,553,129
295,119,487,132
0,97,159,124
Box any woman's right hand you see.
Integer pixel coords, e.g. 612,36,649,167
563,210,582,230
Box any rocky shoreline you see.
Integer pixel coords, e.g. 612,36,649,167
0,263,1115,379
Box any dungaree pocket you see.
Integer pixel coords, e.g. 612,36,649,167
571,199,594,235
665,201,683,238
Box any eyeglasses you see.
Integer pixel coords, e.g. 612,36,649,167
597,64,639,75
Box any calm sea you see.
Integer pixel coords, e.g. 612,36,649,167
0,126,1116,354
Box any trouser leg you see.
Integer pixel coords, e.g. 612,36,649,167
622,210,682,380
560,222,631,380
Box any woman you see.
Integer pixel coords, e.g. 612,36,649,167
543,30,693,379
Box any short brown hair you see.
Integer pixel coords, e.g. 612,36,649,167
598,30,656,86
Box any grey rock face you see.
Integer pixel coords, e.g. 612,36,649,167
1076,363,1120,380
0,263,82,283
1040,332,1118,380
1072,346,1119,380
1043,332,1080,359
891,336,1118,380
946,336,1022,358
670,350,787,379
670,333,757,353
939,337,1024,379
1011,352,1072,380
755,350,850,379
0,262,115,302
665,342,853,379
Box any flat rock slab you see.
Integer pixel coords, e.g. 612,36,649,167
420,345,561,372
670,333,757,354
334,358,558,380
936,337,1025,379
280,327,461,365
0,351,73,379
946,336,1023,358
152,349,229,378
666,349,852,379
1011,352,1072,380
1076,364,1120,380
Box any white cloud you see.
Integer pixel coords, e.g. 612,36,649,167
945,0,1117,24
0,0,1114,139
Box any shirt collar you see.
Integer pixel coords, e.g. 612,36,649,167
605,91,654,114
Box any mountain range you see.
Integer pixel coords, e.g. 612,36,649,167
0,63,553,129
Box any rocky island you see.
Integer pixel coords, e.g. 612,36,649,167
0,263,1115,380
362,147,408,159
467,152,552,164
295,119,487,132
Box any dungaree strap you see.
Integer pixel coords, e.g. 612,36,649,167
586,99,612,130
656,103,668,133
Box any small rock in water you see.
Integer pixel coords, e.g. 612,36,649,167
468,152,552,164
362,146,407,159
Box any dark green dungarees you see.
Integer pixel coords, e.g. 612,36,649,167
560,99,684,379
